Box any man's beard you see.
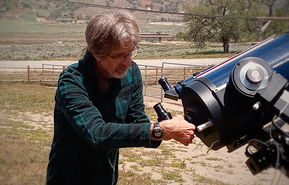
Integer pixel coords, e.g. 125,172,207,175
100,59,128,79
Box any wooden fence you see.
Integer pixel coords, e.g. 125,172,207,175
0,63,208,101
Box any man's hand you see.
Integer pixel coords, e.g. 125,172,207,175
151,115,196,146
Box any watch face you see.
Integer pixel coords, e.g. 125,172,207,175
154,132,162,137
153,128,163,139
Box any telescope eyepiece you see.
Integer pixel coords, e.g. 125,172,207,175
153,103,172,122
158,76,172,92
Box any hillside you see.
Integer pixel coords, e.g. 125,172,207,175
0,0,287,61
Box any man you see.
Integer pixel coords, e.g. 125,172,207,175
46,10,196,185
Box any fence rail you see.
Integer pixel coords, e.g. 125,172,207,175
0,63,208,101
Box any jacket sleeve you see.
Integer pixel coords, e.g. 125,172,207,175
55,65,160,150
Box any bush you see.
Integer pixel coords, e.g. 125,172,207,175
42,55,49,60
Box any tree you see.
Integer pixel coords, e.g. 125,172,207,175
183,0,266,53
165,2,179,13
262,1,289,38
176,31,186,40
261,0,277,16
76,14,83,20
69,11,75,19
50,10,62,19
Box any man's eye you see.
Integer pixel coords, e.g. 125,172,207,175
116,54,127,58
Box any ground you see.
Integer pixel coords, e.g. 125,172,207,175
141,93,289,185
0,3,288,184
2,90,287,185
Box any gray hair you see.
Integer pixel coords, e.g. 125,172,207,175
85,10,140,58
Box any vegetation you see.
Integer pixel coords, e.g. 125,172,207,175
0,82,55,185
0,1,287,184
183,0,289,53
0,30,245,60
183,0,266,53
262,0,289,39
1,0,277,61
0,82,262,185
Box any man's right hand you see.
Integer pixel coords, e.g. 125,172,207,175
151,115,196,146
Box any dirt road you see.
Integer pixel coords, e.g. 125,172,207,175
0,58,228,71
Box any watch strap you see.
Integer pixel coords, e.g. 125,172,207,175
154,122,160,127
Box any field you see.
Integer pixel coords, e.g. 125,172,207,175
0,2,249,61
1,1,288,185
0,17,245,61
0,82,289,185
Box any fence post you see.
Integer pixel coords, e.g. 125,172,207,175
42,64,44,85
184,67,186,80
27,66,30,82
144,66,147,95
53,65,55,88
155,68,158,85
161,62,165,103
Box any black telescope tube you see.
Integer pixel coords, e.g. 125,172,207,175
153,103,172,122
158,76,172,92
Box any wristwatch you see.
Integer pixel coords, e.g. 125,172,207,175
152,122,164,139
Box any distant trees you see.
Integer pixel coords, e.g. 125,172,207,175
126,0,138,4
165,2,179,13
145,3,153,9
154,0,164,5
76,14,83,20
69,11,75,19
183,0,266,53
261,0,277,16
261,0,289,38
183,0,289,52
106,0,114,6
50,10,62,19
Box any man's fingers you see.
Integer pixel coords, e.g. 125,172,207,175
190,131,195,140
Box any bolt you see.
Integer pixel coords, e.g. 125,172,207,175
253,101,261,110
285,137,289,145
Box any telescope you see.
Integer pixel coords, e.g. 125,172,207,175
157,31,289,177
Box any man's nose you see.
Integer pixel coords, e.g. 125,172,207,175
123,55,132,67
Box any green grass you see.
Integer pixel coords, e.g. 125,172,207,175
162,171,185,183
0,135,50,184
0,82,56,113
137,42,237,59
130,165,139,171
1,0,18,10
206,157,223,161
0,82,55,185
0,18,242,61
0,82,234,185
170,158,186,169
118,171,166,185
0,0,250,61
193,174,231,185
140,24,187,37
0,19,86,35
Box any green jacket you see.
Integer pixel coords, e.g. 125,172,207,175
47,51,161,185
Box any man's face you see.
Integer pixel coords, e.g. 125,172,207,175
95,43,135,79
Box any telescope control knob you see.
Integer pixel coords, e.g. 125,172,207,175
246,67,264,84
234,58,272,92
